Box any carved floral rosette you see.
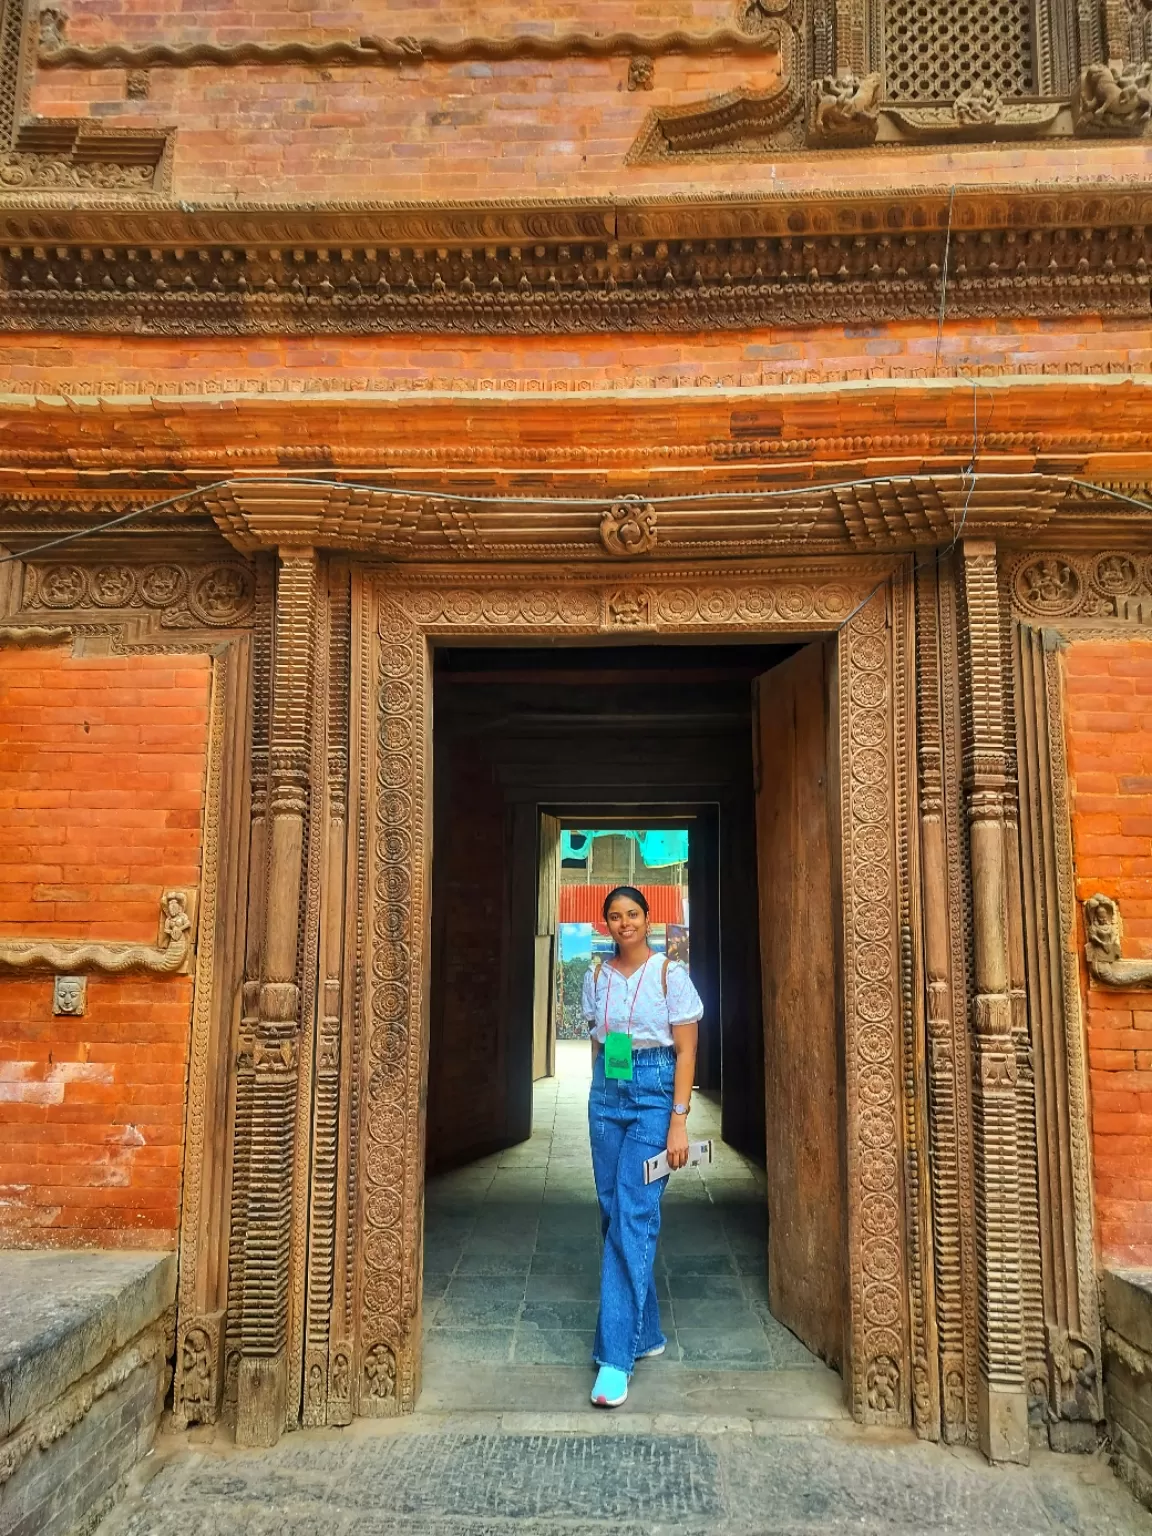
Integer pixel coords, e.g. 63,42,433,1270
840,591,910,1422
22,560,256,628
358,565,912,1424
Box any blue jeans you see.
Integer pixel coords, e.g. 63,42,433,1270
588,1046,675,1373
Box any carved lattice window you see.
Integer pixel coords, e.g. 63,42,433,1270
883,0,1036,98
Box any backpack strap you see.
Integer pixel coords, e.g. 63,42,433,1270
662,956,670,998
592,957,603,983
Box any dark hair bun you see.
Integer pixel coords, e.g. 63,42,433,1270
602,885,650,922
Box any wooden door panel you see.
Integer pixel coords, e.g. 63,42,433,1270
534,814,560,1081
755,641,845,1368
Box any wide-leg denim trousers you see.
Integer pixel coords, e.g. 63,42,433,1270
588,1045,675,1373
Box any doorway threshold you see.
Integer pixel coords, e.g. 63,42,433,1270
417,1360,846,1424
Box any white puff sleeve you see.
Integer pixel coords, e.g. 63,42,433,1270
581,965,598,1024
666,961,704,1024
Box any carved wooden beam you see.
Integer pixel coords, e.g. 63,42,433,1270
0,186,1149,335
1084,893,1152,986
0,889,196,975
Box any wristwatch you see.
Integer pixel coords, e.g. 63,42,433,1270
672,1102,690,1117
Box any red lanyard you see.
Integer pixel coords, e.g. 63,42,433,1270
603,952,653,1037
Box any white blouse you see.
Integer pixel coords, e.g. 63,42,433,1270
581,954,704,1048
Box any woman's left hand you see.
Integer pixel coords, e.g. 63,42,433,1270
666,1115,690,1171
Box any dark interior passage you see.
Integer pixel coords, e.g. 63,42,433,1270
426,641,800,1174
420,1042,831,1408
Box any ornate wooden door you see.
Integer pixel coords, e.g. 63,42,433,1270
754,640,846,1369
533,813,560,1081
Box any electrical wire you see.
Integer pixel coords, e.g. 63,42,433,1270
933,184,958,377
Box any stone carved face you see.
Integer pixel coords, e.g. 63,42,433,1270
53,975,86,1016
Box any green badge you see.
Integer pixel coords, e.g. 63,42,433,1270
603,1030,633,1080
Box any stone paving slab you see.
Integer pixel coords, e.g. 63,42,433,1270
97,1418,1152,1536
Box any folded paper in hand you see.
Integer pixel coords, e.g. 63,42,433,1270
643,1140,713,1184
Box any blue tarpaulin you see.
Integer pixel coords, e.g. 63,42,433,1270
560,829,689,868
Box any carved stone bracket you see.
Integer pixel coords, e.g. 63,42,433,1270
1073,61,1152,135
808,71,883,145
0,888,196,975
1084,893,1152,986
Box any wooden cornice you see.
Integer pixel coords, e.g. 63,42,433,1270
5,470,1151,562
0,183,1149,335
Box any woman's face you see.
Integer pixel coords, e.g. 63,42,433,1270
605,897,648,946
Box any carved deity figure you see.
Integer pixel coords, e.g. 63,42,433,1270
1017,556,1080,612
627,55,654,91
607,590,651,627
330,1352,350,1400
38,8,66,50
363,1342,396,1401
53,975,86,1016
1049,1327,1099,1421
161,889,193,949
865,1353,900,1411
1083,893,1152,986
810,71,883,144
180,1329,213,1419
1076,60,1152,133
955,82,1002,124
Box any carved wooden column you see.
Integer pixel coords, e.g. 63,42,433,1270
1014,622,1103,1451
914,562,970,1443
958,539,1029,1464
224,557,273,1418
236,546,318,1447
303,564,351,1427
999,592,1049,1425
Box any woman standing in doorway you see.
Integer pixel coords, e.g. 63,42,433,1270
582,885,703,1408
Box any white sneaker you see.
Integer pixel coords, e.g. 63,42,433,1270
636,1342,666,1360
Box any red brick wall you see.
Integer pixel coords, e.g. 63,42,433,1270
1065,637,1152,1267
28,0,1152,201
1,322,1150,403
0,644,212,1247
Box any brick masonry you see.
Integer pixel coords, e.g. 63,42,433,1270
27,0,1152,201
0,645,212,1247
1065,639,1152,1268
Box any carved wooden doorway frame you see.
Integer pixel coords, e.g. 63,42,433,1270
337,555,931,1429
